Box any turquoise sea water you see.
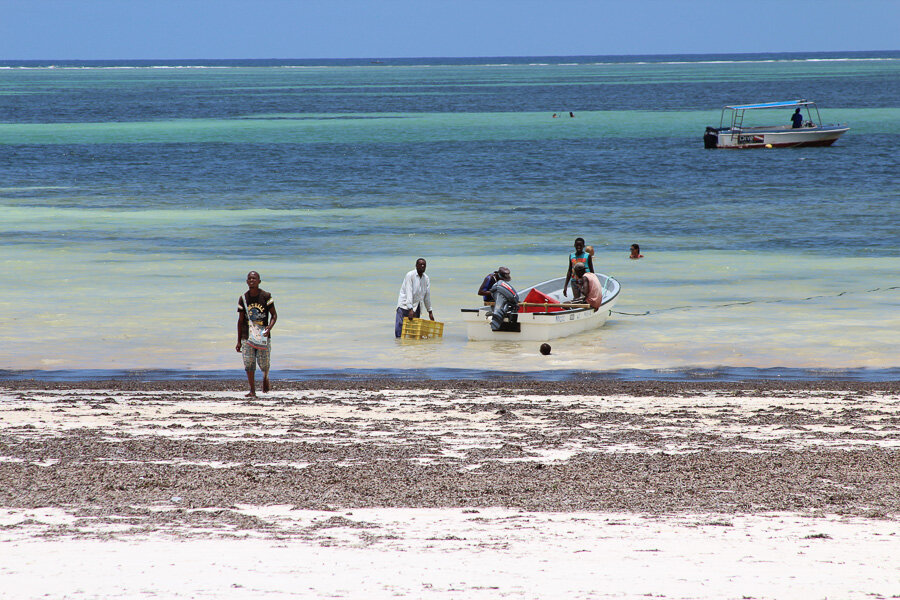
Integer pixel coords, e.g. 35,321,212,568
1,53,897,379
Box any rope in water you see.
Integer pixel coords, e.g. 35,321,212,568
609,285,899,317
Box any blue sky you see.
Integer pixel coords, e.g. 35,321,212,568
1,0,897,60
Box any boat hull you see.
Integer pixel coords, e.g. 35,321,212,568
709,125,848,149
462,275,620,342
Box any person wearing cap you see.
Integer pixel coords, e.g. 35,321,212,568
572,263,602,311
478,267,511,305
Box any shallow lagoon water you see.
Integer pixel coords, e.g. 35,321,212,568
4,246,897,374
0,53,897,377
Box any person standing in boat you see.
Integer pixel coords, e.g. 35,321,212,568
563,237,594,299
572,263,602,311
395,258,435,337
791,107,804,129
477,266,511,305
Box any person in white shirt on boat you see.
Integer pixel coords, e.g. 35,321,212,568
572,263,602,311
395,258,435,337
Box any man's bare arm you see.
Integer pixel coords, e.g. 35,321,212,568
264,306,278,336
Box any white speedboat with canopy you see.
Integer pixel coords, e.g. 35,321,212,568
704,99,848,149
461,275,620,341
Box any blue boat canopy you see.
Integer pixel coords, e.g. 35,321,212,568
725,100,813,110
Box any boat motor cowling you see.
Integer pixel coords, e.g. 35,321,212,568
703,126,719,149
489,280,519,331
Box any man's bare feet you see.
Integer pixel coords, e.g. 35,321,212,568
245,391,256,398
245,371,256,398
263,376,270,393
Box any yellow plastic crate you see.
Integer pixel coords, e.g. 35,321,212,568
401,318,444,339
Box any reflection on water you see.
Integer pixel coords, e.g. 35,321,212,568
480,341,532,356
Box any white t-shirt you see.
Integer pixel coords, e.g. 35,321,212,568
397,270,431,312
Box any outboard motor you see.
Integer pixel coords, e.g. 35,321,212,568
489,280,519,331
703,126,719,149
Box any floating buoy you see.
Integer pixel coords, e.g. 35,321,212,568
765,144,773,148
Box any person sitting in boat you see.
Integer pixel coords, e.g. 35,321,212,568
791,107,804,129
572,263,602,311
477,266,511,305
563,237,594,299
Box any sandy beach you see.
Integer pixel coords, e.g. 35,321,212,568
1,380,898,598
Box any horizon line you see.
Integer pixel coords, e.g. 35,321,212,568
2,49,899,63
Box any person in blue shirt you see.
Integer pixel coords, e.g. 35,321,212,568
477,267,511,305
563,237,594,298
791,107,804,129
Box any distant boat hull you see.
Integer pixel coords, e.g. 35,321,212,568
707,125,849,149
462,275,620,342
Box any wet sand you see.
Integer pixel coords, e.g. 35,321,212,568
2,380,899,598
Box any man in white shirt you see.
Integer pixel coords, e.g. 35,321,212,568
395,258,435,337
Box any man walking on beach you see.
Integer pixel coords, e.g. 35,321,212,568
396,258,434,337
236,271,277,397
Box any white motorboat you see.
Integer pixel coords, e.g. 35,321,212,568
461,274,620,341
704,100,848,149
